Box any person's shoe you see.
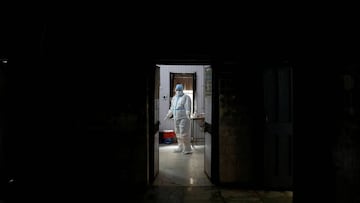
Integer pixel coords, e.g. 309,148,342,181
183,151,192,155
174,148,183,153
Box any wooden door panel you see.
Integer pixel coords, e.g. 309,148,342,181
263,66,293,189
153,66,160,179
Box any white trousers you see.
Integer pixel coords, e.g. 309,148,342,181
174,118,192,153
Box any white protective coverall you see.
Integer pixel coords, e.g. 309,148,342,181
164,84,192,154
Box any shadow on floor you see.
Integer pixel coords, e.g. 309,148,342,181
142,186,293,203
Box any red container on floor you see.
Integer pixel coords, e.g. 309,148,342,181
162,130,175,139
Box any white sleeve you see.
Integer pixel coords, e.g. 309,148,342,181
185,95,191,116
166,97,175,117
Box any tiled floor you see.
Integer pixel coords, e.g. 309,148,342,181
152,143,212,186
142,143,293,203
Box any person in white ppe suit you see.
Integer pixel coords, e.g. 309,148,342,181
164,84,192,154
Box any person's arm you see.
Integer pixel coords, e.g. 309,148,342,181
185,95,191,119
164,97,175,120
164,109,173,120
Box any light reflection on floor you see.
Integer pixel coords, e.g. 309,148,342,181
152,143,213,186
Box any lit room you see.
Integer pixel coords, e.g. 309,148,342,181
152,64,213,186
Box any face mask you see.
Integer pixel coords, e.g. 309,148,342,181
175,90,182,95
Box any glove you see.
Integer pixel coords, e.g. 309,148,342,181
164,110,172,121
186,111,191,119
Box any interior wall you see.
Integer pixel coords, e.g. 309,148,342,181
159,65,206,132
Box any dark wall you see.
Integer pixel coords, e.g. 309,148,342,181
292,56,344,202
1,18,49,201
43,23,153,201
1,19,153,202
333,63,360,202
0,56,7,200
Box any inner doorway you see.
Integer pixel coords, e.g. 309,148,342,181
152,64,213,186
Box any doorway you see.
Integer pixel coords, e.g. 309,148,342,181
150,64,213,186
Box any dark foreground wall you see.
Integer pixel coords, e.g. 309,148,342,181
1,19,152,202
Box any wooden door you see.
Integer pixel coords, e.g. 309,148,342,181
204,66,212,180
263,65,293,189
149,65,160,183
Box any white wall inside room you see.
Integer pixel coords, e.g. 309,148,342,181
159,65,208,132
